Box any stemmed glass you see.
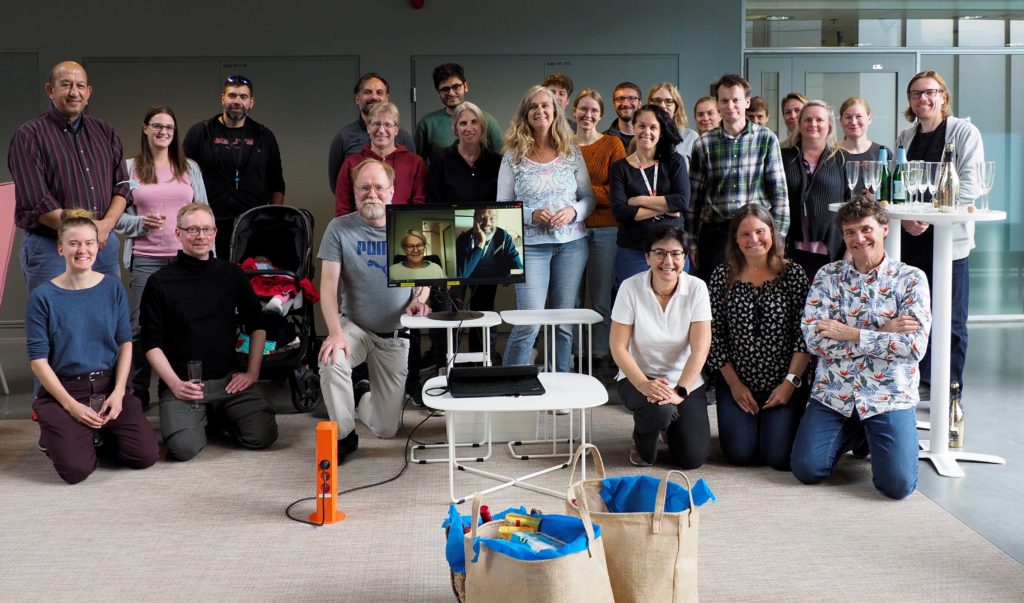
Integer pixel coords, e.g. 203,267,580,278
845,160,860,196
978,161,996,211
89,394,105,446
924,162,941,207
905,161,923,208
187,360,203,411
861,161,882,198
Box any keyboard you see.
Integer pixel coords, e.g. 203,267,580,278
447,365,546,398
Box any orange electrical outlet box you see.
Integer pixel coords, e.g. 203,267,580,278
309,421,346,524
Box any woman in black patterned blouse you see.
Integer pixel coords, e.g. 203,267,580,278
707,204,811,470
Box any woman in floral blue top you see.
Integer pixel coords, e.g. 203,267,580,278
708,204,810,470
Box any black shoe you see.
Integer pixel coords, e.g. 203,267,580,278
353,379,370,408
851,440,870,458
38,437,48,456
337,430,359,463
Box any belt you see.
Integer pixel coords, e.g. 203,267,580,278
373,329,411,339
58,370,110,382
28,226,58,240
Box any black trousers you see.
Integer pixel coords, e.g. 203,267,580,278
618,379,710,469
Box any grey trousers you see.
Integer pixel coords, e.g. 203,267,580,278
319,317,410,439
159,376,278,461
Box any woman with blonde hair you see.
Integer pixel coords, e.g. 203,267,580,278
499,85,595,372
389,230,446,281
647,82,699,159
837,96,881,162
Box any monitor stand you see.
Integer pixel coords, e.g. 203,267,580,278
426,287,483,321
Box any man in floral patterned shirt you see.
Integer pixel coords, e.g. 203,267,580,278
791,196,931,499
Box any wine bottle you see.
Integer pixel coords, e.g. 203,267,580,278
949,381,965,448
891,145,908,203
877,146,891,203
935,143,959,213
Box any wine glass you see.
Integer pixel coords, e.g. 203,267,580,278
905,161,923,208
861,161,881,198
845,159,860,196
924,162,941,206
187,360,203,411
89,394,105,446
978,160,996,211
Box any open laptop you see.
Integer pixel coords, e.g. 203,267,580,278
447,365,546,398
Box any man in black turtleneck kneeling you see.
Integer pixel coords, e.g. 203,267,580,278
140,203,278,461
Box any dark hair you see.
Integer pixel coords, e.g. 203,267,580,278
543,73,574,95
432,63,465,89
724,204,785,292
631,104,682,162
133,105,188,185
714,73,751,99
613,81,642,98
643,224,686,253
835,193,889,229
223,74,253,95
58,208,97,242
748,96,769,115
353,72,389,95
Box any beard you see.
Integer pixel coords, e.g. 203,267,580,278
358,201,385,221
225,105,249,122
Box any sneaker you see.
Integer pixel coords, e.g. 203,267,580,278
93,432,104,448
337,430,359,463
353,379,370,408
851,441,870,458
38,437,48,456
629,446,653,467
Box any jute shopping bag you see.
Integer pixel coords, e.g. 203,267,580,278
463,491,614,603
565,443,701,603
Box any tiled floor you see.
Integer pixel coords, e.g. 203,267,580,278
2,323,1022,563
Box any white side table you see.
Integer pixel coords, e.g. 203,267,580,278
422,372,608,503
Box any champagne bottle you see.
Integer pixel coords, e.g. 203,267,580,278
935,143,959,213
891,145,907,203
949,381,965,448
877,146,891,203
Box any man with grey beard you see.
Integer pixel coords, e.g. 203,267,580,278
316,159,431,461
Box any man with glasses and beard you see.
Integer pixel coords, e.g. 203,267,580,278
183,75,285,258
604,81,642,149
414,63,503,165
317,160,432,462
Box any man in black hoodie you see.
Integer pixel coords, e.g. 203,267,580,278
183,74,285,258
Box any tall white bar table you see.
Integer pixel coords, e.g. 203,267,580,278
422,372,608,503
832,203,1007,477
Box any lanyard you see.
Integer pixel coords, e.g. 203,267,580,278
634,153,659,195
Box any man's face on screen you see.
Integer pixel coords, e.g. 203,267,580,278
475,210,497,236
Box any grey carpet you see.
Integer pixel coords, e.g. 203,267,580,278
0,405,1021,602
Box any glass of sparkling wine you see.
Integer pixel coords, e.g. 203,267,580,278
89,394,105,445
905,161,922,208
845,160,860,196
187,360,203,411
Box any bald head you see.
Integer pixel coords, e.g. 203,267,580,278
46,61,91,123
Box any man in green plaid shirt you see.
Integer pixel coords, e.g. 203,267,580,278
688,73,789,282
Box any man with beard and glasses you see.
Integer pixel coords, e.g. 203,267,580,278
183,75,285,258
604,81,642,149
455,207,523,280
414,63,504,165
327,72,416,194
317,160,431,462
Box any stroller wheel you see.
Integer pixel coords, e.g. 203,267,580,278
289,367,323,413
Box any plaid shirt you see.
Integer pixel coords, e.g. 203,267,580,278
687,121,789,253
802,255,932,419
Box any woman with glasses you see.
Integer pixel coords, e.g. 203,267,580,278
572,89,627,375
336,102,425,216
781,100,849,280
27,210,159,483
837,97,881,162
610,224,711,468
389,230,446,280
647,82,699,159
707,205,810,470
780,92,808,147
693,96,722,135
609,104,690,286
498,84,594,373
116,105,208,407
897,70,985,400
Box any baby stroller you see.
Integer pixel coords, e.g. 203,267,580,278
230,204,322,412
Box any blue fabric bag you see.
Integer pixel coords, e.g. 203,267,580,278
599,474,716,513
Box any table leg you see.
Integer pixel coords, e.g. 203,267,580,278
447,410,457,503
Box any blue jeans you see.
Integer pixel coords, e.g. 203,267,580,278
716,386,806,470
790,399,919,499
614,247,650,292
574,227,617,357
21,231,120,291
504,237,588,372
919,257,969,395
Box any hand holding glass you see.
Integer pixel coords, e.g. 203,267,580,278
89,394,105,444
187,360,203,410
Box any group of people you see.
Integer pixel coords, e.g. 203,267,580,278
10,59,983,500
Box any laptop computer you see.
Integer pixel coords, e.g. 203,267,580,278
447,365,546,398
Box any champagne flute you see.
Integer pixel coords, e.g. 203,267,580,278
978,160,996,211
861,161,881,198
845,159,860,196
187,360,203,411
924,162,941,206
89,394,105,446
905,161,923,208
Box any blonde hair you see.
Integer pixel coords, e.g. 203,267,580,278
58,208,97,242
503,85,574,164
647,82,688,131
903,70,953,122
176,202,214,227
367,102,400,126
789,100,841,162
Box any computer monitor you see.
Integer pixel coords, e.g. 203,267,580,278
385,202,526,320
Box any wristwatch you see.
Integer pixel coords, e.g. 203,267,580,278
674,384,689,399
785,373,803,388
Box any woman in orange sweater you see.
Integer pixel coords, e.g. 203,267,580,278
573,88,627,373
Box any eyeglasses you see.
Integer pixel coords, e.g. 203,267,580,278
648,249,685,261
614,95,640,104
224,75,253,87
437,82,464,95
909,88,943,100
178,226,217,236
402,243,425,250
650,98,676,107
147,123,175,132
356,184,393,196
368,121,398,130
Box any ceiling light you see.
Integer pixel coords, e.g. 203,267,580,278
763,15,791,21
960,15,987,20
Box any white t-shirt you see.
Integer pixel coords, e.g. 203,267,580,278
611,270,712,386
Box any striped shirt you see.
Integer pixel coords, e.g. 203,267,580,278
687,121,790,252
8,105,129,233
